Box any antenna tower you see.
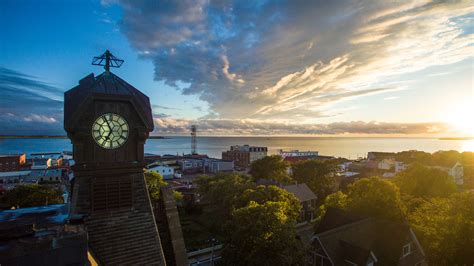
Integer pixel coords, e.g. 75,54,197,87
191,125,197,155
92,50,124,72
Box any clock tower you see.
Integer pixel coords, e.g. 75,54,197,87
64,51,166,265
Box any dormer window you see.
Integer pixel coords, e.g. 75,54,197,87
402,243,412,257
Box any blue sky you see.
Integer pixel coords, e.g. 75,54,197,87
0,0,472,136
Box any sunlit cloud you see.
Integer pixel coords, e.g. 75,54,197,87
114,0,473,124
152,117,450,136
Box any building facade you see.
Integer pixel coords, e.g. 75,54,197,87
0,154,26,172
222,145,267,167
148,164,175,180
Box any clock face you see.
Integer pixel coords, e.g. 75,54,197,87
92,113,129,149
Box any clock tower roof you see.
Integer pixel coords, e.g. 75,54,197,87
64,71,154,130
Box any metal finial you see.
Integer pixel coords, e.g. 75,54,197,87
92,50,124,72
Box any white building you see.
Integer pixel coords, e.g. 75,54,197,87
449,162,463,185
148,164,175,180
378,158,396,170
278,150,318,158
395,161,407,173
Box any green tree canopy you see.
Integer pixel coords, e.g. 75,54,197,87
222,200,304,266
235,185,301,221
144,171,168,201
291,160,337,200
249,155,292,184
408,192,474,264
395,164,457,198
346,177,405,221
4,184,63,208
195,173,255,218
315,191,348,223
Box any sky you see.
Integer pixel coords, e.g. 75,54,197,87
0,0,473,136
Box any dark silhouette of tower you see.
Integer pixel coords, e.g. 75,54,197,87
191,125,197,155
64,50,166,265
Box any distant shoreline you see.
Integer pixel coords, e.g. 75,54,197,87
0,135,169,139
439,137,474,141
0,136,68,139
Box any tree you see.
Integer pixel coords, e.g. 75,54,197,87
249,155,292,183
346,177,405,221
4,184,63,208
395,164,457,198
407,192,474,264
195,173,255,218
144,171,168,201
235,185,301,221
221,201,305,266
315,191,348,223
292,160,337,200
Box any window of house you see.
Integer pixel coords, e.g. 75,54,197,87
402,243,412,257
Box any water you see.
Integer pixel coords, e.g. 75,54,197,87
1,137,473,159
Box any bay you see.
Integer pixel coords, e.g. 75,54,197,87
1,137,473,159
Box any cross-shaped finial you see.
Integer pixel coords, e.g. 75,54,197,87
92,50,124,72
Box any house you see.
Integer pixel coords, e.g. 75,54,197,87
31,158,52,170
378,158,396,170
367,152,396,161
309,208,426,266
430,162,464,186
395,161,407,173
0,154,26,172
30,169,63,183
282,183,317,221
0,171,34,189
178,159,204,173
448,162,463,185
0,204,89,265
148,164,175,180
203,158,234,173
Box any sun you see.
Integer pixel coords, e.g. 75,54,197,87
441,101,474,136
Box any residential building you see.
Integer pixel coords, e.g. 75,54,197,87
278,149,319,158
0,154,26,172
30,169,63,183
449,162,463,185
367,152,396,161
222,145,267,167
203,158,234,173
148,164,175,180
0,204,89,265
378,158,396,170
0,171,33,189
31,158,52,170
282,183,317,221
309,208,426,266
395,161,407,173
430,162,464,186
178,159,204,173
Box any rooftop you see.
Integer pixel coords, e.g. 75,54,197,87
282,183,317,202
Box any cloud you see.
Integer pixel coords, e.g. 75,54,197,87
114,0,473,123
0,67,64,135
152,117,450,136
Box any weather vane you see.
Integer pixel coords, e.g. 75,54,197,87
91,50,124,72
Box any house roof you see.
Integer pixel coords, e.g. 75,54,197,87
64,71,154,130
282,183,317,202
314,208,425,265
315,207,366,234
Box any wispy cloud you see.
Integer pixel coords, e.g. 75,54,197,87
0,67,64,135
152,117,449,136
113,0,473,123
